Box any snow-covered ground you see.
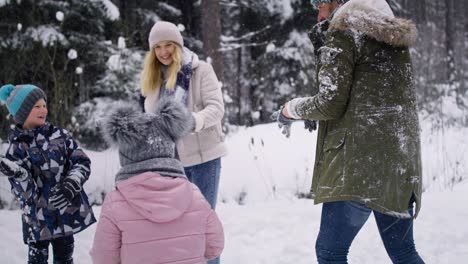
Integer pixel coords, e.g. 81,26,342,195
1,121,467,263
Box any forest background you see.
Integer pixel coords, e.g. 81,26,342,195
0,0,466,192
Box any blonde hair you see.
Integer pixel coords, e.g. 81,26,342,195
141,41,182,96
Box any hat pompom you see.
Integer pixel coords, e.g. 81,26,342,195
153,98,193,141
0,84,15,103
101,104,145,146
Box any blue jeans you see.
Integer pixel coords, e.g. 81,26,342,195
185,158,221,264
316,200,424,264
28,235,74,264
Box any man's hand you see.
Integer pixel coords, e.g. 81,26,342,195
271,108,295,138
304,120,318,132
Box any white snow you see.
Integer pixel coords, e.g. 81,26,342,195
117,36,125,49
106,54,121,71
75,67,83,75
157,2,182,16
266,43,276,53
91,0,120,21
0,0,10,7
67,49,78,60
17,23,22,31
262,0,295,22
55,11,64,22
177,23,186,32
25,25,68,47
1,119,467,263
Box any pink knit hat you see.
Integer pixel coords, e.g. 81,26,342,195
148,21,184,50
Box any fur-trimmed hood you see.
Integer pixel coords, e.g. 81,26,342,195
330,0,417,47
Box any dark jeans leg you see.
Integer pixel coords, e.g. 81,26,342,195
184,158,221,210
374,204,425,264
185,158,221,264
51,235,74,264
28,240,50,264
315,201,372,264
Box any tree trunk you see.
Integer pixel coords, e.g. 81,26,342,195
201,0,224,82
445,0,457,85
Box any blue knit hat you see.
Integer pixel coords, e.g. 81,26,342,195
310,0,349,7
0,84,47,125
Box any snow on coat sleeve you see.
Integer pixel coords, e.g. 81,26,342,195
192,62,225,132
6,142,37,206
289,30,355,120
63,130,91,186
90,195,122,264
204,210,224,260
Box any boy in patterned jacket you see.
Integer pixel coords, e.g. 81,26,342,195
0,84,96,264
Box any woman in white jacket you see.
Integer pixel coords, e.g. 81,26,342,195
140,20,227,264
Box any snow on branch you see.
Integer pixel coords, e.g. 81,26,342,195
221,26,272,43
219,41,271,52
157,2,182,16
90,0,120,21
25,25,69,47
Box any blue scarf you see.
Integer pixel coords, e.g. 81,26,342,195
160,48,193,105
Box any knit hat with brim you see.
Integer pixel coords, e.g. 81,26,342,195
148,21,184,50
0,84,47,125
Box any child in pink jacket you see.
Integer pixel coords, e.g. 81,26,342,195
90,99,224,264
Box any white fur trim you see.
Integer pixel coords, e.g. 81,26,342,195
331,0,417,47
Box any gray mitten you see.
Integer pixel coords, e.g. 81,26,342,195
270,109,296,138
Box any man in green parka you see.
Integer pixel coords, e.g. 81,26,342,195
273,0,425,263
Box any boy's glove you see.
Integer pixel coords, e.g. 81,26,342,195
49,177,82,211
304,120,318,132
270,109,296,138
0,158,28,180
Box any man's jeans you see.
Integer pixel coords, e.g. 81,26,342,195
316,200,425,264
185,158,221,264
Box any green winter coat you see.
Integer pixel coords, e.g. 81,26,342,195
290,1,422,218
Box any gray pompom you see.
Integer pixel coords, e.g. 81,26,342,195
153,98,193,141
101,104,145,146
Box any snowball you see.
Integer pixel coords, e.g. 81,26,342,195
17,23,22,31
75,67,83,74
266,43,275,53
56,11,64,22
68,49,78,60
177,23,185,32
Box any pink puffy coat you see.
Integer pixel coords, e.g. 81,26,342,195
90,172,224,264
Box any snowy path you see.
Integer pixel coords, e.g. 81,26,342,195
1,181,467,263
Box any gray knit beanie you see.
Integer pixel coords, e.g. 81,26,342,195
102,99,193,181
0,84,47,125
148,21,184,50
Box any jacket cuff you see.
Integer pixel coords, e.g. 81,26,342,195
285,98,305,119
192,112,204,132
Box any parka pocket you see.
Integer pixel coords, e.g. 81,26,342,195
320,130,347,188
324,130,346,152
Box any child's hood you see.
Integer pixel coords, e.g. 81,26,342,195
115,171,193,223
